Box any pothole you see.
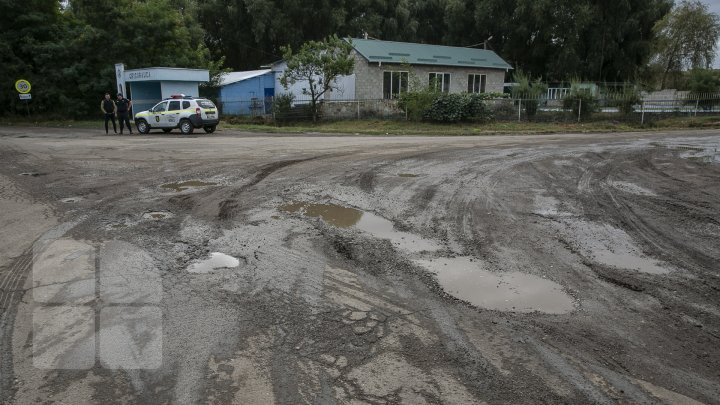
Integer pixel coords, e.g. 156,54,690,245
142,211,174,220
161,180,217,192
279,202,440,252
414,257,575,314
19,172,45,177
398,173,419,178
187,252,240,273
61,197,82,203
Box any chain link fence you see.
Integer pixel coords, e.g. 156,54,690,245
219,93,720,125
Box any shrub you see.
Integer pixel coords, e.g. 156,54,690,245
687,69,720,110
398,88,439,121
563,81,597,119
511,71,547,117
422,93,494,123
612,84,642,115
272,93,315,123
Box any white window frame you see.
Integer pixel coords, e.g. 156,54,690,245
468,74,487,94
383,71,409,99
429,72,451,93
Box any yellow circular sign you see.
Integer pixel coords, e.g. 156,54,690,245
15,79,31,94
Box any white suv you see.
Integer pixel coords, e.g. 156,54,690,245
134,95,219,134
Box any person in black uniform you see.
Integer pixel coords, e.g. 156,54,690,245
100,92,117,134
116,93,133,134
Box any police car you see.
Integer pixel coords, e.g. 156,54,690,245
134,95,219,134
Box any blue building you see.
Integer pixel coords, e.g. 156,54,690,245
118,66,210,114
218,69,275,115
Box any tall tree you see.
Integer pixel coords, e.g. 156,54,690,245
653,0,720,88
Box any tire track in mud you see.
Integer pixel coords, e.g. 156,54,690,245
217,155,336,219
581,150,717,274
0,249,33,403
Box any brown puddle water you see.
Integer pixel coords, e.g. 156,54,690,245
279,202,440,252
414,257,575,314
187,252,240,273
398,173,419,178
161,180,217,192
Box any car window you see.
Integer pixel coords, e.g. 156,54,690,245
169,101,181,111
197,99,216,109
153,102,167,112
182,101,191,109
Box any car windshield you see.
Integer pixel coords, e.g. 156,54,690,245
197,99,215,109
153,102,167,112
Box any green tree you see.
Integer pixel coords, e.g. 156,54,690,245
279,35,355,122
653,0,720,88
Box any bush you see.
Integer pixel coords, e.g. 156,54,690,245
612,84,642,115
511,71,547,117
272,93,315,123
563,82,597,120
398,88,439,121
687,69,720,110
422,93,494,123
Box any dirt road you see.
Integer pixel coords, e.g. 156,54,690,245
0,127,718,404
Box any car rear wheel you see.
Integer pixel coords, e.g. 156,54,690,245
162,128,172,133
179,119,194,134
203,125,216,133
136,119,150,134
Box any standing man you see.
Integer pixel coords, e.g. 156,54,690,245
116,93,133,134
101,92,117,134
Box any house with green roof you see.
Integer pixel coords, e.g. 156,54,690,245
343,38,512,100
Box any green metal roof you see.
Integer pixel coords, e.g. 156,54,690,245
350,38,512,70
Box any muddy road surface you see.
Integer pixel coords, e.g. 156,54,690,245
0,127,718,404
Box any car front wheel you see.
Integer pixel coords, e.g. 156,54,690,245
136,119,150,134
203,125,216,133
180,119,194,134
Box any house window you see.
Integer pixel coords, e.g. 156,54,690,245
429,73,451,93
468,74,487,93
383,71,408,99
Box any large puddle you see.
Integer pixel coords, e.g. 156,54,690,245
161,180,217,192
279,202,440,252
414,257,575,314
187,252,240,273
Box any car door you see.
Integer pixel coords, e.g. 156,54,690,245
151,101,169,127
166,100,182,127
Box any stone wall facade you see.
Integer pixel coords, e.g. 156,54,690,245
352,51,508,100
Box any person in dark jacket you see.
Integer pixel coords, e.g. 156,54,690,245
101,92,117,134
115,93,133,134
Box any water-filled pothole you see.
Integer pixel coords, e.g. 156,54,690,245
161,180,217,192
398,173,420,178
187,252,240,273
61,197,82,203
414,257,575,314
279,202,440,252
142,211,174,220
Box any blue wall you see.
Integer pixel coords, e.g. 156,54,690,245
219,72,275,115
129,82,162,114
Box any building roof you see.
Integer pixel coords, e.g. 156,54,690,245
350,38,512,70
219,69,273,86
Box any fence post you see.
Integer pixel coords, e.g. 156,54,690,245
578,98,582,123
695,98,700,117
641,100,645,125
271,96,276,122
518,99,522,122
